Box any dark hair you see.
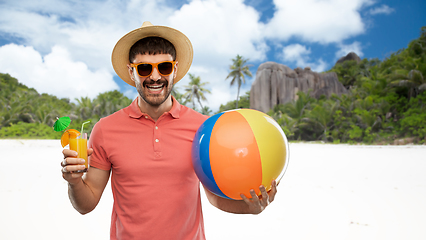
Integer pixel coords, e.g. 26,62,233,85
129,37,176,63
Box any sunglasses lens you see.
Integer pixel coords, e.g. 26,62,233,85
137,64,153,77
158,62,174,75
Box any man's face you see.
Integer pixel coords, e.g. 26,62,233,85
129,53,177,107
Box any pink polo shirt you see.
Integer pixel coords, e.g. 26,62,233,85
89,97,208,240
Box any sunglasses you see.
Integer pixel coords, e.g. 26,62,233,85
130,61,176,78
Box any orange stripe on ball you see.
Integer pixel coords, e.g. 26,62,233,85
209,111,262,199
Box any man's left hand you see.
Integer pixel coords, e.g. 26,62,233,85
240,180,278,214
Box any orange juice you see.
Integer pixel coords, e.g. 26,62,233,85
69,133,88,172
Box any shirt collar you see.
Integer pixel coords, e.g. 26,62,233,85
128,96,181,119
168,96,181,119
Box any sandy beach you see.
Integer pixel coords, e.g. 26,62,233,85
1,140,425,240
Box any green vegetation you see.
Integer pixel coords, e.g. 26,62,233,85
218,91,250,112
1,27,425,144
183,73,211,110
225,55,252,108
268,26,426,144
0,73,132,138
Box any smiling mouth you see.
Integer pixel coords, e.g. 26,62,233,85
145,84,164,94
143,79,168,94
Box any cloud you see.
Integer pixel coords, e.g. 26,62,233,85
335,41,364,60
175,67,237,111
368,4,395,15
167,0,266,110
282,44,311,66
0,0,266,111
0,44,119,100
169,0,267,64
0,0,176,71
264,0,371,43
0,0,388,111
281,44,328,72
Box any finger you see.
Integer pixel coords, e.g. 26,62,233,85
240,193,251,204
61,158,66,167
87,148,94,156
269,180,278,202
62,164,86,173
62,157,85,166
249,189,260,203
259,185,269,205
62,149,78,158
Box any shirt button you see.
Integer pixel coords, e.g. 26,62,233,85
155,126,158,130
155,139,159,143
144,116,148,119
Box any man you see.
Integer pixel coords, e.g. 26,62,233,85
61,22,277,240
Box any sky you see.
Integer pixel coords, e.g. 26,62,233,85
0,0,425,112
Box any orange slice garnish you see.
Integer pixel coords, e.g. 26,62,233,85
61,129,81,147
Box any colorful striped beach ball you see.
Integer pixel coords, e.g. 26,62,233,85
191,109,289,200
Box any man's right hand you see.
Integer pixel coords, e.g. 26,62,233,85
60,148,110,214
61,148,93,185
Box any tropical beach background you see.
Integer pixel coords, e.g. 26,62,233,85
1,0,426,239
0,0,426,144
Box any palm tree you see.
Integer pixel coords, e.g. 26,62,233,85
280,91,315,140
2,99,35,126
93,90,132,118
183,74,211,110
201,106,213,116
225,55,252,108
390,69,426,99
331,60,361,89
75,96,95,120
301,100,340,142
171,86,188,105
270,110,297,140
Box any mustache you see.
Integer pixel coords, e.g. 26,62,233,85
142,78,169,88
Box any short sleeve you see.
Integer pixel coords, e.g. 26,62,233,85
88,120,111,171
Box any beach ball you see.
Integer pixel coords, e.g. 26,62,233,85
191,109,289,200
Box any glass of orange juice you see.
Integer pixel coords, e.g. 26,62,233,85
69,132,88,172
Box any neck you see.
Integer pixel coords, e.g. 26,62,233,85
138,95,173,122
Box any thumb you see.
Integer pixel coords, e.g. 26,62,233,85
88,148,94,156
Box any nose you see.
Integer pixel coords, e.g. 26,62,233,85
150,67,161,80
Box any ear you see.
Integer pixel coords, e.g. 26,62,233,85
127,64,135,81
173,61,178,79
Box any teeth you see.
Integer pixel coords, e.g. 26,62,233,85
147,85,163,89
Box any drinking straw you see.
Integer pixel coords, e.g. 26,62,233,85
81,121,91,134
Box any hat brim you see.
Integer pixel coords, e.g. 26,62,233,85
112,23,193,87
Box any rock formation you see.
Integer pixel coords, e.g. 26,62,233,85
336,52,361,65
250,62,347,113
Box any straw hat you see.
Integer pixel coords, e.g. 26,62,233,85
111,21,193,86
